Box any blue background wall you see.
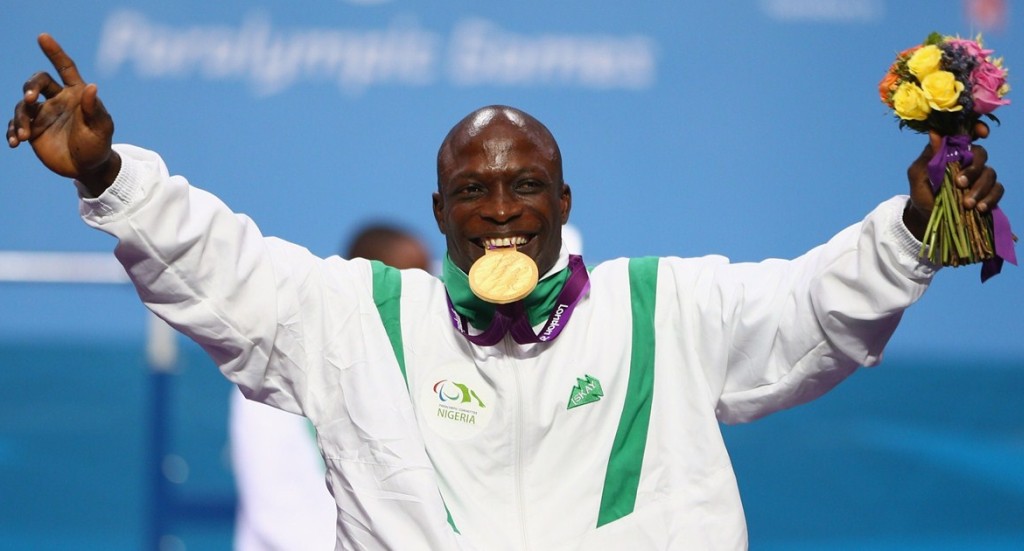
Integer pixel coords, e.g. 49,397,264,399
1,1,1021,549
3,0,1023,356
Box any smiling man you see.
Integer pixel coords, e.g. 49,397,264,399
434,106,570,277
8,34,1009,551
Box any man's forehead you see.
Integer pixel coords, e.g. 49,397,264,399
450,116,551,158
447,131,553,171
482,138,515,169
437,105,562,184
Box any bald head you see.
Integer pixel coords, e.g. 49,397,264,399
437,105,563,188
431,105,572,275
345,224,431,271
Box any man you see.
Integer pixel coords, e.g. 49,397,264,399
344,224,434,275
230,224,432,551
8,34,1006,550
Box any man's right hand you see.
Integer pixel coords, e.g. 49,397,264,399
7,33,118,197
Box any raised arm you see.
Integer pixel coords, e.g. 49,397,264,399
703,128,1008,423
7,33,119,197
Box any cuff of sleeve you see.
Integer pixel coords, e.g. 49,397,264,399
885,196,940,278
77,144,147,221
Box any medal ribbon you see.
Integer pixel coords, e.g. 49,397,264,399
446,254,590,345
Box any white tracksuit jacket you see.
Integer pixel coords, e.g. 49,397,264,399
80,145,937,550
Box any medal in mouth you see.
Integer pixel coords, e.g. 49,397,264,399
468,237,539,304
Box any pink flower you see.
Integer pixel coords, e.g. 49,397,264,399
973,86,1011,114
971,60,1010,114
946,38,993,60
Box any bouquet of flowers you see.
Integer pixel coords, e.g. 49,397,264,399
879,32,1016,280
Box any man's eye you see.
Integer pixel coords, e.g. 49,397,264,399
516,180,544,193
457,184,484,196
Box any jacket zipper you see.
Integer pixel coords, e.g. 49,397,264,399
507,337,530,550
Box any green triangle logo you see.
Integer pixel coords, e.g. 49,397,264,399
567,374,604,410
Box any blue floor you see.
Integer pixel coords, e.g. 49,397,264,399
1,340,1021,550
722,357,1024,549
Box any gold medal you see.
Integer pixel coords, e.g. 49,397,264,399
468,247,539,304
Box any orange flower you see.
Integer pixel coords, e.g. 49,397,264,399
898,45,922,59
878,67,901,106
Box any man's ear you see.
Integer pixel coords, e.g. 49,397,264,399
432,191,447,235
560,183,572,224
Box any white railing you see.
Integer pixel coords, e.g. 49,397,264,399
0,250,178,372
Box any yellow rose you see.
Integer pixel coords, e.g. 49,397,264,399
907,44,942,79
892,82,930,120
920,71,964,111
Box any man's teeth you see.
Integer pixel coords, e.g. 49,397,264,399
484,236,528,249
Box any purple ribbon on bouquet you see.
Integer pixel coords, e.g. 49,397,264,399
446,255,590,346
927,135,1017,282
926,134,974,192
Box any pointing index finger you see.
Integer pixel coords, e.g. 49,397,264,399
37,33,83,87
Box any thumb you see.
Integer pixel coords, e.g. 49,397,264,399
907,130,941,199
80,83,102,123
910,129,942,171
80,83,114,139
927,129,942,157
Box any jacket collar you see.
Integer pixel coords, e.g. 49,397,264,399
442,245,572,330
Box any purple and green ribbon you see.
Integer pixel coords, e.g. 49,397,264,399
444,254,590,345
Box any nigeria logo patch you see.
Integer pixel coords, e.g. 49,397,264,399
420,363,494,440
567,374,603,410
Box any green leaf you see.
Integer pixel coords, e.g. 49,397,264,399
924,32,944,46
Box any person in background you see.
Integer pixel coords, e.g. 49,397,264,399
230,223,431,551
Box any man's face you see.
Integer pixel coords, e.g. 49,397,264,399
433,117,571,275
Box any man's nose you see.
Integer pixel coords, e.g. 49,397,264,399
481,188,522,223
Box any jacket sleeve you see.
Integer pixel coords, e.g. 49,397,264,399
665,196,939,424
79,144,376,416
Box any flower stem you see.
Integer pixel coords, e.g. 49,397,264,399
919,160,999,267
